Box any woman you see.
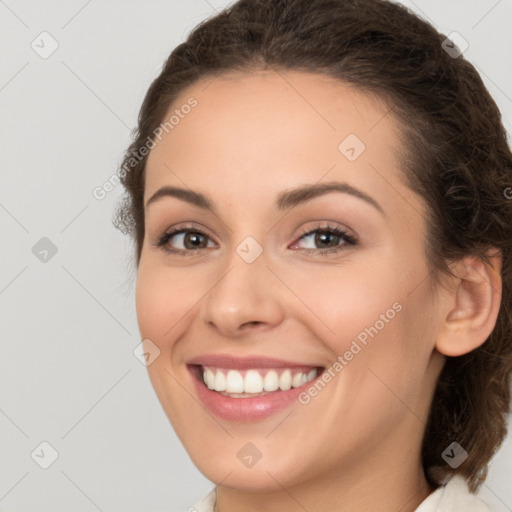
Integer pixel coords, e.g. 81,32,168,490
113,0,512,510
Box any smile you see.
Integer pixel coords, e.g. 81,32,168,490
202,366,319,396
187,361,325,422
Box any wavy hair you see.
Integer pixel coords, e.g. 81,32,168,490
113,0,512,492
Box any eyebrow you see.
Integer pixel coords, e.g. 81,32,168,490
145,181,385,216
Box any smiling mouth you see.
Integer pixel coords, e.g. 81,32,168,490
188,364,325,398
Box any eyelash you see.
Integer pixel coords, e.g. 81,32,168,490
154,223,358,257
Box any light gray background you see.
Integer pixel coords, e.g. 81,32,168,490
1,1,511,511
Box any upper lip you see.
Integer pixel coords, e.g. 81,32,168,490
186,354,324,370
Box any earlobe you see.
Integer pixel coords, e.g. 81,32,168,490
435,248,502,357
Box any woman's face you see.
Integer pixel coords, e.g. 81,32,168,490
136,70,446,492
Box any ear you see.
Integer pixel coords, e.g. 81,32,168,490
435,248,503,357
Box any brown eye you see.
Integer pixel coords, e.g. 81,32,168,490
156,227,216,255
292,225,358,255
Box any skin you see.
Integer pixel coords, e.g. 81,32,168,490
135,69,502,512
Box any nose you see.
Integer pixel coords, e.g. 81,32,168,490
200,247,286,338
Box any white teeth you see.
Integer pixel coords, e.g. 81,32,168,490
214,370,226,392
244,370,263,393
205,368,215,390
263,370,279,391
307,369,317,381
279,369,292,391
292,372,303,388
226,370,244,393
202,366,319,395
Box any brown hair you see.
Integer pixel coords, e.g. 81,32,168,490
113,0,512,492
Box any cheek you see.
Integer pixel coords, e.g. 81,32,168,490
135,262,188,346
134,262,193,422
297,261,404,354
301,251,434,389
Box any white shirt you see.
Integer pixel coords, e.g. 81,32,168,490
186,475,491,511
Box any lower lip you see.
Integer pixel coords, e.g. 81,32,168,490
188,365,323,422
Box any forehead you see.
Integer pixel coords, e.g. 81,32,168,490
144,69,420,220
